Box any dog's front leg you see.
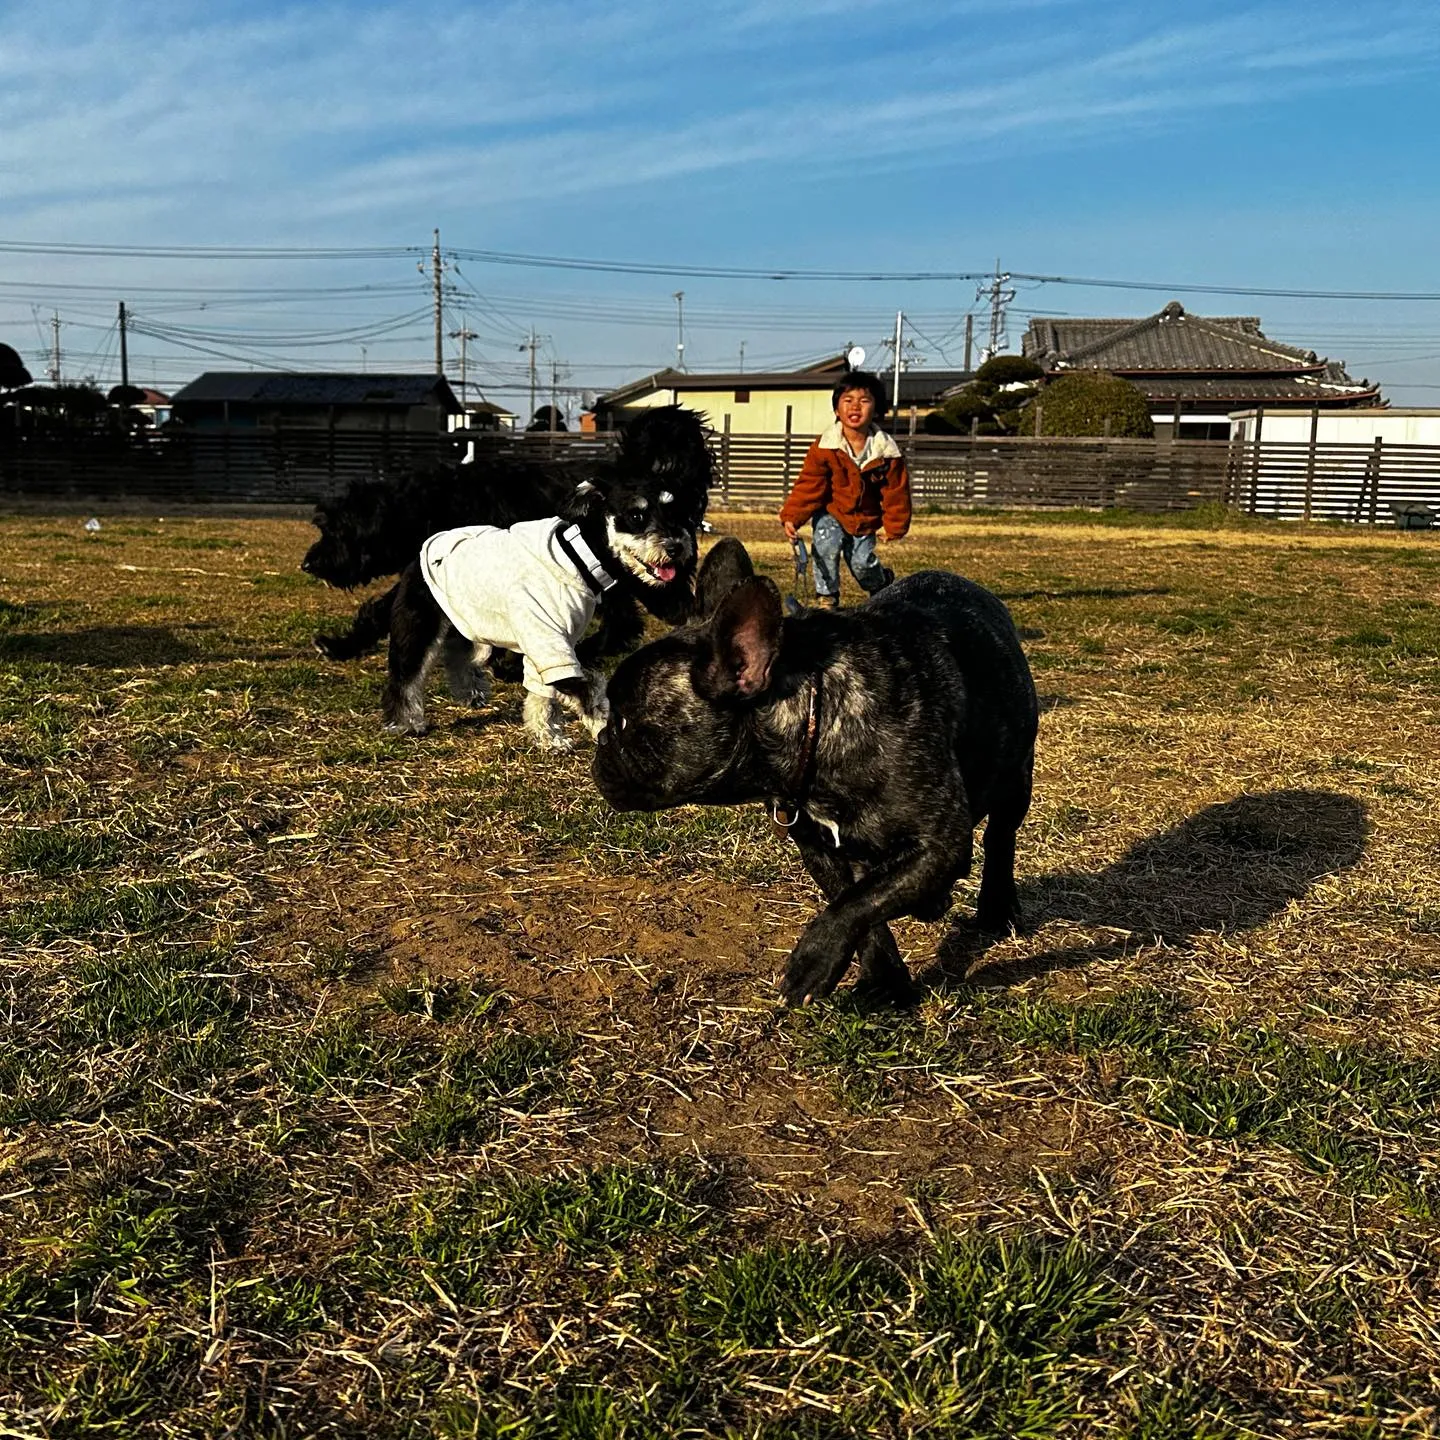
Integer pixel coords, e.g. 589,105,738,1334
781,839,963,1007
792,838,917,1005
550,671,610,740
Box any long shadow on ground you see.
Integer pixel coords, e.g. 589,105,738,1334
923,788,1369,989
0,624,220,668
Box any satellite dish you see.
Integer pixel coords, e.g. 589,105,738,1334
846,346,866,370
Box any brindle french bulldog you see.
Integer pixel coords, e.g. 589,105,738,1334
592,538,1038,1005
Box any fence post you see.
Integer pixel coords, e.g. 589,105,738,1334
908,404,917,438
1033,403,1043,437
966,416,978,502
1247,407,1264,515
1303,404,1319,521
783,405,794,490
721,413,731,506
1367,436,1383,525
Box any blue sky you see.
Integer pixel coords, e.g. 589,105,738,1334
4,0,1440,414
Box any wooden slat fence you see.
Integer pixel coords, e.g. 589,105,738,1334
3,427,1439,527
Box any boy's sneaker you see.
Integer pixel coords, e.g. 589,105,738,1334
815,594,840,610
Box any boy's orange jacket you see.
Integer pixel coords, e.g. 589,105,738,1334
778,422,911,539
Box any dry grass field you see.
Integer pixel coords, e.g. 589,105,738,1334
2,505,1439,1438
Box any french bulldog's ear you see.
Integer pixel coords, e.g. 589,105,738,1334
694,537,755,619
698,576,782,700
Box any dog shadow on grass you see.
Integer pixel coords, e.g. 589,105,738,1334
923,788,1369,991
0,624,220,669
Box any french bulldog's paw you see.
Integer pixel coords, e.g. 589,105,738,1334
974,895,1022,935
852,965,920,1007
779,933,848,1008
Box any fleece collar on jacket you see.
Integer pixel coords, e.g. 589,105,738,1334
817,420,902,468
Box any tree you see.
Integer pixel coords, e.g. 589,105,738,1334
527,404,567,432
929,354,1044,435
0,342,31,391
1017,371,1153,438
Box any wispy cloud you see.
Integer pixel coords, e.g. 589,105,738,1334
6,0,1434,246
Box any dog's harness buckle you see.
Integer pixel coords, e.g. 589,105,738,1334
769,802,797,841
555,522,619,596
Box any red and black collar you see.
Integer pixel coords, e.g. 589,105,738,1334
769,672,821,841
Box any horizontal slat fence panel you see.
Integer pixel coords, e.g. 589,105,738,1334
4,427,1439,527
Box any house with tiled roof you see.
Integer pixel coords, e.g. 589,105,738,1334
1021,301,1381,439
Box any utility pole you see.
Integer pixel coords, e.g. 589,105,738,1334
432,229,444,375
450,327,478,405
519,330,539,424
977,260,1015,363
892,311,904,410
49,312,61,383
739,340,746,374
118,301,130,390
963,314,974,373
673,291,685,371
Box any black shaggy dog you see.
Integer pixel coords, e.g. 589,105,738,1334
303,405,711,663
594,539,1038,1005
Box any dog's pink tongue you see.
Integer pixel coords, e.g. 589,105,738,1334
653,561,677,583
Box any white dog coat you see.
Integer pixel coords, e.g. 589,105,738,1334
419,519,612,697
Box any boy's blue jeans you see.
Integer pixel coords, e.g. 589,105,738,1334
811,513,889,599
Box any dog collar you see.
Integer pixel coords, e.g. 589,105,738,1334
770,672,821,842
555,522,619,596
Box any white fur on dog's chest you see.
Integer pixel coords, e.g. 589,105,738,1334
806,808,842,847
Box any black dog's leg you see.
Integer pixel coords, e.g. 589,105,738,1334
781,831,971,1007
793,836,917,1005
974,750,1034,932
443,629,492,707
381,563,446,735
314,583,397,661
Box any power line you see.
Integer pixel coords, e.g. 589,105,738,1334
6,235,1440,300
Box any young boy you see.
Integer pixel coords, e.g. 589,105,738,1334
779,369,910,608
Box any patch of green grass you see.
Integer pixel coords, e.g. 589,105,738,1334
1334,627,1394,650
33,1325,203,1433
1155,607,1234,636
225,1273,330,1340
66,944,245,1044
0,1045,93,1127
975,990,1440,1215
269,1011,411,1095
395,1032,569,1154
789,997,953,1109
684,1242,892,1352
395,1160,719,1304
3,825,125,876
376,974,504,1022
5,878,194,943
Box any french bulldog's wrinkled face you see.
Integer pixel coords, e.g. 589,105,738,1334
593,564,783,812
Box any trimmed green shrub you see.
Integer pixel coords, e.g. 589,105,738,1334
1020,371,1154,438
